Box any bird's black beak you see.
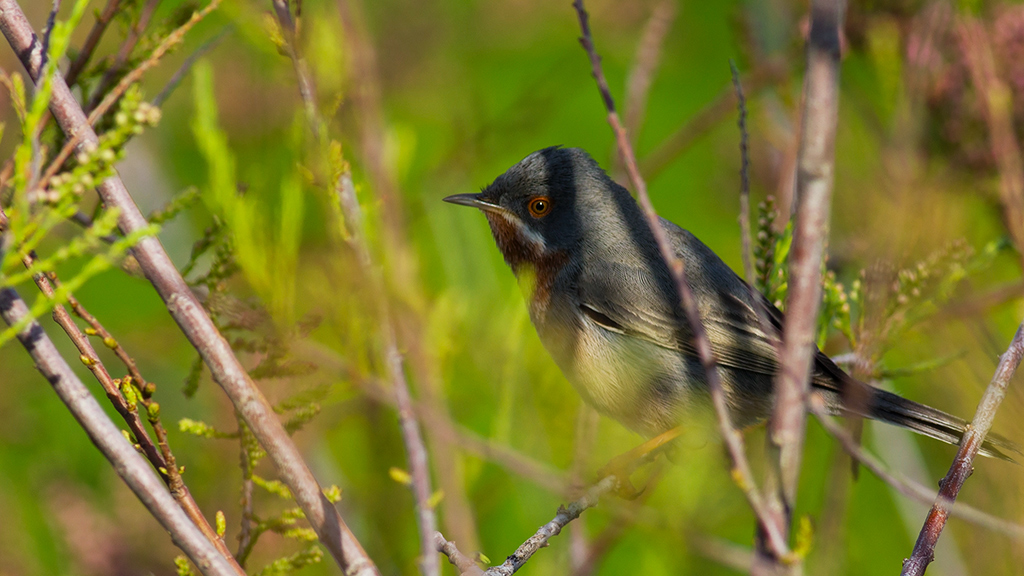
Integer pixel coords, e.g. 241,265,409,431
443,193,502,213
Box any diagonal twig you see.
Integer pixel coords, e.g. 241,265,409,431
334,169,439,576
902,322,1024,575
639,58,788,180
84,0,160,112
622,0,676,148
64,0,122,87
153,25,232,107
571,0,791,559
436,476,618,576
956,17,1024,270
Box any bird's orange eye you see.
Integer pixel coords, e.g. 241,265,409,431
528,197,551,218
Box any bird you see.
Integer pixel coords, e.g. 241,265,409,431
444,146,1019,461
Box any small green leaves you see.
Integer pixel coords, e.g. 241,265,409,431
174,556,196,576
253,474,293,499
323,485,342,503
215,510,227,538
120,378,138,411
178,418,234,439
389,467,412,485
253,546,323,576
146,401,161,423
427,489,445,509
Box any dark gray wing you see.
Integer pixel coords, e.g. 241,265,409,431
575,218,783,376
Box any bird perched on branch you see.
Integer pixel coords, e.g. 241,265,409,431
445,146,1020,461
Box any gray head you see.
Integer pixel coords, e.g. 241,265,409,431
444,147,643,270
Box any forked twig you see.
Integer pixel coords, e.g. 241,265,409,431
0,286,237,576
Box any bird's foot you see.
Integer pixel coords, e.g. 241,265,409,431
596,426,682,500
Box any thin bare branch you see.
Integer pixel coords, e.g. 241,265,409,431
480,476,617,576
334,170,439,576
623,0,675,145
767,0,844,553
640,58,788,179
434,532,484,576
153,25,232,107
302,340,571,494
571,0,790,559
65,0,122,87
902,322,1024,575
0,4,379,573
271,0,321,140
31,264,243,573
0,286,238,576
84,0,160,112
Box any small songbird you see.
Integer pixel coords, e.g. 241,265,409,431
445,146,1019,460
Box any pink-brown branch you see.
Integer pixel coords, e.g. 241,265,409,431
901,322,1024,575
766,0,844,556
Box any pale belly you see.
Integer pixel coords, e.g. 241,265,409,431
530,302,700,437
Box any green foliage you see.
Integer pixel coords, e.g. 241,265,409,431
178,418,236,439
174,556,197,576
0,78,160,348
754,199,1002,367
753,197,790,309
191,59,304,325
253,547,323,576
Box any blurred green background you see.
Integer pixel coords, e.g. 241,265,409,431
1,0,1023,574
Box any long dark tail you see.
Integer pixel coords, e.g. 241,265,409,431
866,387,1021,462
811,352,1021,461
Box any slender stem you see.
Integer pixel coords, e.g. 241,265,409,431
0,4,379,573
730,60,755,284
0,286,238,576
435,476,619,576
956,16,1024,270
38,267,242,572
622,0,675,146
639,58,788,180
335,170,439,576
64,0,122,87
271,0,320,140
902,322,1024,575
434,532,484,576
571,0,791,559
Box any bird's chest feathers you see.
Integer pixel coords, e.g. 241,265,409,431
484,213,566,313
